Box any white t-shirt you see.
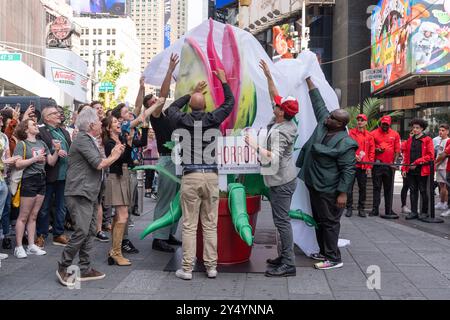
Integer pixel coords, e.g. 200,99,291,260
0,132,10,180
436,137,449,170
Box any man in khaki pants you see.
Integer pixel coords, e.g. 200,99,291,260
166,69,234,280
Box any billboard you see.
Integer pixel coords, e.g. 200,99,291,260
164,0,171,49
45,49,88,103
273,24,296,59
70,0,126,15
371,0,450,92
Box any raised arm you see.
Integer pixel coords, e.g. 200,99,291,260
134,76,146,117
166,81,207,124
306,77,330,124
259,60,279,101
153,53,179,118
209,70,235,124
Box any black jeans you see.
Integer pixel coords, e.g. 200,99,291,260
407,173,429,215
145,169,155,190
401,176,410,207
372,165,394,214
308,186,343,263
347,168,367,210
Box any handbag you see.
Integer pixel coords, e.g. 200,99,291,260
10,142,26,208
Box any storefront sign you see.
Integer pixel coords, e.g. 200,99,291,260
50,16,73,41
0,53,21,61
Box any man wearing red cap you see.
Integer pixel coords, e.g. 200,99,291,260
296,76,358,270
370,116,401,218
244,60,299,277
346,114,375,218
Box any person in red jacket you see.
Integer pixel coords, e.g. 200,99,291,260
436,138,450,217
346,114,375,218
371,115,401,219
401,119,435,220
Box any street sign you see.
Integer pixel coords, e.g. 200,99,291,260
360,68,383,83
0,53,21,61
99,82,115,92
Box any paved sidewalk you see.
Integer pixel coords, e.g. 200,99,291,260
1,195,450,300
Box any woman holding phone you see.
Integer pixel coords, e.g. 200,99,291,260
12,119,60,258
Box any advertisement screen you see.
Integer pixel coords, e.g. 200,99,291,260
273,24,296,59
70,0,126,15
371,0,450,92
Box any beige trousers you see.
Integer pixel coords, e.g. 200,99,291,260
180,172,219,272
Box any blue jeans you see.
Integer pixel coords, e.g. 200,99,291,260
37,180,67,237
0,181,9,236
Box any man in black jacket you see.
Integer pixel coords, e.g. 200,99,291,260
36,106,72,248
167,69,234,280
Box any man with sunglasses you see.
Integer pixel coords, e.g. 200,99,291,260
296,77,357,270
370,116,401,219
346,114,375,218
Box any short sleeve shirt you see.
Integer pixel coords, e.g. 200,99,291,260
371,128,401,164
0,133,9,181
14,139,50,179
445,139,450,172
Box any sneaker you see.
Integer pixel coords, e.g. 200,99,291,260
2,237,12,250
441,203,449,211
440,209,450,217
206,268,218,279
405,212,419,220
266,256,282,266
310,253,326,261
265,263,296,277
95,231,109,242
175,269,192,280
14,246,27,259
26,244,47,256
401,206,412,214
314,260,343,270
56,263,76,287
167,234,182,246
79,268,106,282
128,219,135,228
150,193,158,200
35,235,45,248
152,239,174,253
145,192,152,198
345,209,353,217
122,239,139,254
0,253,8,260
53,235,69,247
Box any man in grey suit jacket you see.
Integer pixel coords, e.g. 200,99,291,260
245,60,299,277
56,107,125,287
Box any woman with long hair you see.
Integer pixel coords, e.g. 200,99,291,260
102,116,133,266
13,119,60,258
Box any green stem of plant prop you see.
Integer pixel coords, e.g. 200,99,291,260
228,183,253,246
288,209,318,228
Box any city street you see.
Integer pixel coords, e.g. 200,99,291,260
1,192,450,300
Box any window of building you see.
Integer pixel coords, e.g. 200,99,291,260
112,39,116,46
98,29,102,35
107,39,111,46
85,39,89,46
107,28,111,35
93,29,97,35
112,29,116,35
98,39,102,45
93,39,97,45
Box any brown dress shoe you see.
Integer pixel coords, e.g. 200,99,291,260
79,268,106,282
35,235,45,248
53,235,69,247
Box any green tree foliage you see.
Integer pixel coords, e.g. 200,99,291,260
346,97,403,131
97,54,129,109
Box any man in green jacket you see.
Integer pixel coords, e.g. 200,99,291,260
296,77,357,270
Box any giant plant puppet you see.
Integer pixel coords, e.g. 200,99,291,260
139,19,340,256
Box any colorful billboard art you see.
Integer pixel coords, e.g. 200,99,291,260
371,0,450,92
273,24,296,59
410,0,450,73
70,0,126,15
371,0,411,92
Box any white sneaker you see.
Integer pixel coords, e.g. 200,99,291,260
26,244,47,256
435,202,445,210
175,269,192,280
0,253,8,260
14,246,27,259
441,203,449,210
440,209,450,217
206,268,218,279
401,206,412,214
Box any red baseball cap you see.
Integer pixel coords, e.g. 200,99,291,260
357,114,368,121
380,115,392,125
274,95,299,116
